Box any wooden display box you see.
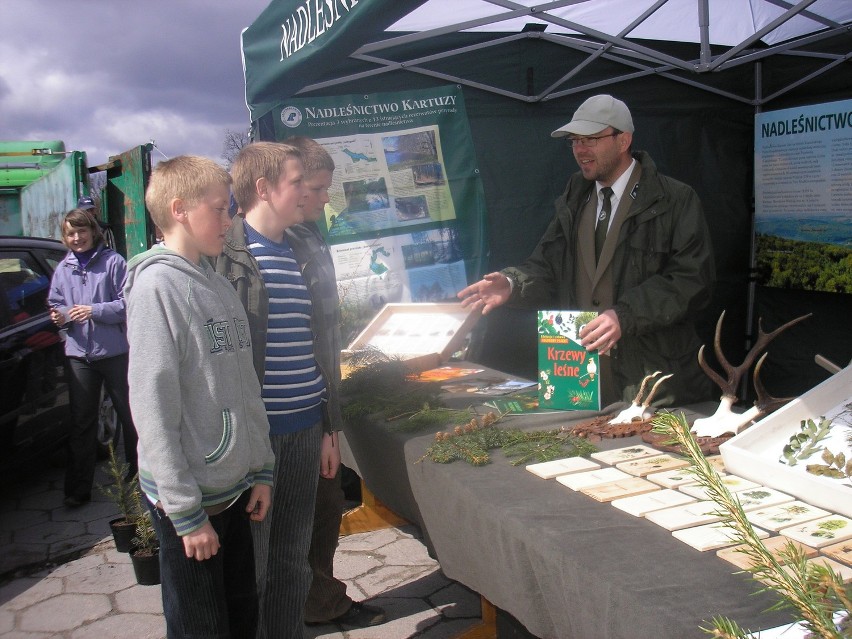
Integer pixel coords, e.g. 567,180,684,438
720,364,852,519
343,303,481,373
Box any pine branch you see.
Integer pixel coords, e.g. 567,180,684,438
652,412,850,639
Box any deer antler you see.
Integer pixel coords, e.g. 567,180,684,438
692,311,811,438
609,371,671,424
632,371,661,404
752,352,794,416
699,311,812,400
641,373,673,409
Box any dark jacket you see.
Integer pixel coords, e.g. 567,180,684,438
503,151,715,406
212,219,338,434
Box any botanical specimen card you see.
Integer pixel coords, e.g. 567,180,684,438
644,500,724,531
779,514,852,548
580,477,658,502
746,501,832,532
646,468,700,489
730,487,795,512
591,444,659,465
537,310,599,411
556,467,631,491
611,488,697,517
672,521,769,552
615,454,689,477
716,535,818,571
678,474,761,500
525,457,600,479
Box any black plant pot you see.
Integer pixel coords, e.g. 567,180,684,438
109,517,136,553
130,548,160,585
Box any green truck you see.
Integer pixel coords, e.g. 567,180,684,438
0,140,154,259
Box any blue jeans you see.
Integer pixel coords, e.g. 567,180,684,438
147,490,258,639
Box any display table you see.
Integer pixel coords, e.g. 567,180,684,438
340,366,793,638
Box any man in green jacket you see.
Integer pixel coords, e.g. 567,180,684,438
458,95,714,406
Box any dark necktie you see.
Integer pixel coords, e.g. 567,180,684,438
595,186,613,263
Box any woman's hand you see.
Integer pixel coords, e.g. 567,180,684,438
67,305,93,323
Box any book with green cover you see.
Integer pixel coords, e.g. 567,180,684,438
537,310,600,411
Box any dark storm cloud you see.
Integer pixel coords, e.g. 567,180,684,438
0,0,272,165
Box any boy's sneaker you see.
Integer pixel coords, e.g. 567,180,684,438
315,601,387,628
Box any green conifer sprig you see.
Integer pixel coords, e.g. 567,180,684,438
652,411,851,639
340,355,445,430
419,413,596,466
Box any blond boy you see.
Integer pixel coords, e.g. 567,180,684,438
125,155,274,639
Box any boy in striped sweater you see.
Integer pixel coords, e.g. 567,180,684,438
214,142,326,639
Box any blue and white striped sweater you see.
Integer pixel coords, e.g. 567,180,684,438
245,224,325,433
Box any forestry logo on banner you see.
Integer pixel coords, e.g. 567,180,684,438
281,106,303,128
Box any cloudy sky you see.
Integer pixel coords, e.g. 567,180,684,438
0,0,273,167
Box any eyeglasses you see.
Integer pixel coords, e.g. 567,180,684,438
568,132,620,148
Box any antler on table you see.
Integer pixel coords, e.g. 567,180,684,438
692,311,811,438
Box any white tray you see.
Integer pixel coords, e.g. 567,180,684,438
720,364,852,519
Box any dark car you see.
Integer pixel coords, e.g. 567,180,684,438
0,236,119,475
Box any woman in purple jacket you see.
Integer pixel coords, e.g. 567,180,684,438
48,208,137,507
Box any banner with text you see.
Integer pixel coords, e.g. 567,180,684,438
755,99,852,293
271,85,487,341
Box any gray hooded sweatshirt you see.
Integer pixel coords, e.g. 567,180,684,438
125,246,274,535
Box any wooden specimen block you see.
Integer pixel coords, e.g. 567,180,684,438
646,468,700,489
716,535,818,571
611,488,696,517
591,445,659,465
615,454,690,477
645,500,724,531
679,475,761,500
821,540,852,566
556,467,631,491
780,515,852,549
746,501,832,532
581,477,659,502
525,457,600,479
673,521,769,552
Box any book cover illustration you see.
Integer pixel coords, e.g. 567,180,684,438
537,310,599,411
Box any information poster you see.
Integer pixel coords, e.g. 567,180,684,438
754,99,852,293
271,85,486,341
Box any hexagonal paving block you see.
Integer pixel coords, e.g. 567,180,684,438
0,575,63,611
63,561,136,595
69,612,166,639
19,593,112,632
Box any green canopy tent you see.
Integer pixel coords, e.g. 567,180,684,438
241,0,852,394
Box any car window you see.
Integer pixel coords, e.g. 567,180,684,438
0,251,52,329
43,250,67,272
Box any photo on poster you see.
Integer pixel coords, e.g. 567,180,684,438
754,98,852,293
382,131,438,170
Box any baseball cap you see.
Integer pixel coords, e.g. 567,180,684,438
77,196,96,210
551,95,634,138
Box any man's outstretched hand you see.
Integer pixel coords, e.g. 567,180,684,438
457,272,511,314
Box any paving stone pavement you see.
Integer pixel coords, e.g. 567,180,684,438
0,463,482,638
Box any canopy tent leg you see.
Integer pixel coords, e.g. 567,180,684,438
339,480,408,536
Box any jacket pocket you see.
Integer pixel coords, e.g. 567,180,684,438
205,409,234,464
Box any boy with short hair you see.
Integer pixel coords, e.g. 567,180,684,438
285,136,386,627
125,155,274,639
215,141,326,638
